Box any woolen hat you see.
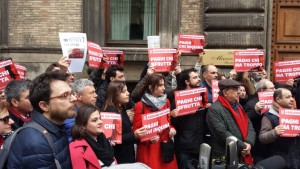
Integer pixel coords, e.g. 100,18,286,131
218,79,241,91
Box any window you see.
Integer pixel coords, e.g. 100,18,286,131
106,0,159,46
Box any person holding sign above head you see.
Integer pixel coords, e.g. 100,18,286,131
96,65,126,109
102,81,147,164
259,88,299,169
70,105,150,169
171,68,208,169
133,73,178,169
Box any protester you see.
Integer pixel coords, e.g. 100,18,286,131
171,68,208,169
0,100,13,147
206,79,256,165
5,80,32,130
133,73,178,169
69,104,150,169
96,65,126,109
201,65,218,104
8,71,76,168
238,85,248,107
234,71,256,97
131,64,181,103
243,79,275,163
259,88,299,169
45,56,76,85
102,81,147,163
64,79,97,141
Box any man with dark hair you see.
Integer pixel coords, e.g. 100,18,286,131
206,79,256,165
96,64,125,108
201,65,218,105
5,80,32,130
259,88,298,169
8,71,76,169
171,68,208,169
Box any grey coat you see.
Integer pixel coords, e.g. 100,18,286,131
206,100,256,156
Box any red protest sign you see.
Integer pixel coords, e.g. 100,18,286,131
258,91,274,113
148,48,177,72
15,64,27,80
178,34,205,54
100,112,122,144
273,60,300,82
212,80,219,102
279,108,300,137
101,50,124,68
175,87,207,116
0,60,21,90
234,50,264,72
87,41,103,69
141,109,170,142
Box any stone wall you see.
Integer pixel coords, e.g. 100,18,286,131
180,0,203,34
8,0,82,47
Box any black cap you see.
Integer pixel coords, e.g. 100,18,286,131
218,79,241,91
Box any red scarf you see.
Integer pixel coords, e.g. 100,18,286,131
8,106,30,122
218,95,253,165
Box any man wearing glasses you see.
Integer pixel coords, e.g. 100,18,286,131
8,71,76,169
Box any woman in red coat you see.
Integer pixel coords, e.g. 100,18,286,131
133,73,178,169
70,105,116,169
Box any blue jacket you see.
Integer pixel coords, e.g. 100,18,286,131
7,110,72,169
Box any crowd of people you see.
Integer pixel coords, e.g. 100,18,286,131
0,52,300,169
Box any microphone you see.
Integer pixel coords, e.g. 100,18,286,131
199,143,211,169
254,155,286,169
225,136,238,169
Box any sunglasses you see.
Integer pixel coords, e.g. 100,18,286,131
0,116,9,124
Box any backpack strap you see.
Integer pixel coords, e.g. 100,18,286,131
25,122,62,169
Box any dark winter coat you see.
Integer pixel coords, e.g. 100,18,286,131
7,110,72,169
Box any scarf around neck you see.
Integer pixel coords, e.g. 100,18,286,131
141,93,167,111
9,106,30,122
218,95,253,165
85,133,115,166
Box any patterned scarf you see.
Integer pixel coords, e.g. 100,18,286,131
218,95,253,165
141,93,167,111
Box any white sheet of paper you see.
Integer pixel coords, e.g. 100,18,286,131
59,33,87,73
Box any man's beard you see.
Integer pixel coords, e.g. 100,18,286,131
252,74,262,82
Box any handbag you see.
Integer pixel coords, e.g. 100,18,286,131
161,140,175,163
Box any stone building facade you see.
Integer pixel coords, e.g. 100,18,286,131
1,0,299,83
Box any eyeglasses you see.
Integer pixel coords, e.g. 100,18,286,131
0,116,10,124
49,92,76,101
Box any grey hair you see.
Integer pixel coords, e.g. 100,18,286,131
256,79,272,93
71,79,94,93
5,80,31,103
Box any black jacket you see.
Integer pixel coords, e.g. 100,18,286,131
96,80,108,109
104,106,137,164
171,96,207,154
243,94,268,160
